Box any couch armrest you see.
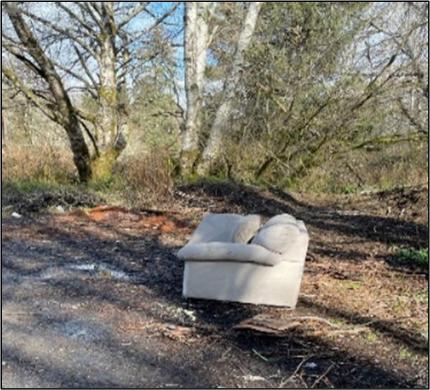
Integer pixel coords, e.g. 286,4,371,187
177,242,285,266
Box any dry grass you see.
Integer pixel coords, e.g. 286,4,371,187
2,146,175,208
112,150,174,206
2,145,76,184
298,143,428,193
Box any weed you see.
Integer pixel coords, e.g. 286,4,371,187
330,318,347,326
340,184,359,194
364,330,378,343
341,280,362,290
414,291,428,304
392,297,408,313
399,347,414,360
395,248,428,267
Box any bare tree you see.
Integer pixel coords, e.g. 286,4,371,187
180,2,262,175
180,2,217,175
2,2,92,181
2,1,180,181
196,2,262,174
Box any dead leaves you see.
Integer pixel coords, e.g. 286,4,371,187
54,205,192,236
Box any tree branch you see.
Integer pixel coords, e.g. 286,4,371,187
2,67,58,123
18,7,98,59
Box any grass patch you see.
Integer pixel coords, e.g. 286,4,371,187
340,280,362,290
364,330,379,343
394,248,428,267
414,291,428,304
399,347,414,360
2,179,103,214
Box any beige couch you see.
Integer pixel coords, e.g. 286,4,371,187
177,213,309,308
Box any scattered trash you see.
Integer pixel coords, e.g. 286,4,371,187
66,263,130,280
155,303,197,323
11,212,22,218
2,361,6,366
182,309,197,322
55,205,65,213
304,362,318,369
242,375,268,382
162,324,194,341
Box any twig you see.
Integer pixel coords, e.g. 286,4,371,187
287,316,340,328
314,327,368,337
252,348,269,362
311,362,335,388
279,355,314,388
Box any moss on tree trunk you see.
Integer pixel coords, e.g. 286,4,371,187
90,148,120,184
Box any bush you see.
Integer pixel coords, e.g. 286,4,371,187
395,248,428,267
112,150,174,206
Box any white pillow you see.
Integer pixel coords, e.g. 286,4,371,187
232,214,261,243
251,222,300,254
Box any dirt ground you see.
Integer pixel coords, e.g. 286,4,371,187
2,182,428,388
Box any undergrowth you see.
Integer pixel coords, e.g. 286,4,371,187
394,248,429,267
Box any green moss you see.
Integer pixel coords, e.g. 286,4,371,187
90,149,120,185
99,86,117,106
179,149,201,177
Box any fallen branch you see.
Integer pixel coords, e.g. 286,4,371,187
311,362,335,388
233,314,340,335
279,355,314,388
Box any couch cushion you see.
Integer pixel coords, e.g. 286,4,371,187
177,242,284,266
263,213,296,228
188,213,245,244
232,214,261,244
251,222,300,254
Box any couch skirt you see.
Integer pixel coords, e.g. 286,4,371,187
182,260,305,308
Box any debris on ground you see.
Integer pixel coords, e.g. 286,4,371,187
2,182,428,388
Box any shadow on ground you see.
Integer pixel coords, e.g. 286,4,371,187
3,199,428,388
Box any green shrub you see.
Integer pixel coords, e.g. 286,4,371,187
395,248,428,267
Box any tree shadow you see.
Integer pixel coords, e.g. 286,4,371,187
2,206,428,388
179,181,428,259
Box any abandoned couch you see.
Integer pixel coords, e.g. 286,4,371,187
177,213,309,308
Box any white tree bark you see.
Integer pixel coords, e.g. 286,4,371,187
197,2,262,174
180,2,217,174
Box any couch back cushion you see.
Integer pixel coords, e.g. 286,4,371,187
188,213,245,244
232,214,261,243
251,222,300,254
264,214,296,228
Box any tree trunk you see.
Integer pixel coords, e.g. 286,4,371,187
180,2,216,176
1,110,6,149
91,3,127,183
197,2,262,175
4,3,92,182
